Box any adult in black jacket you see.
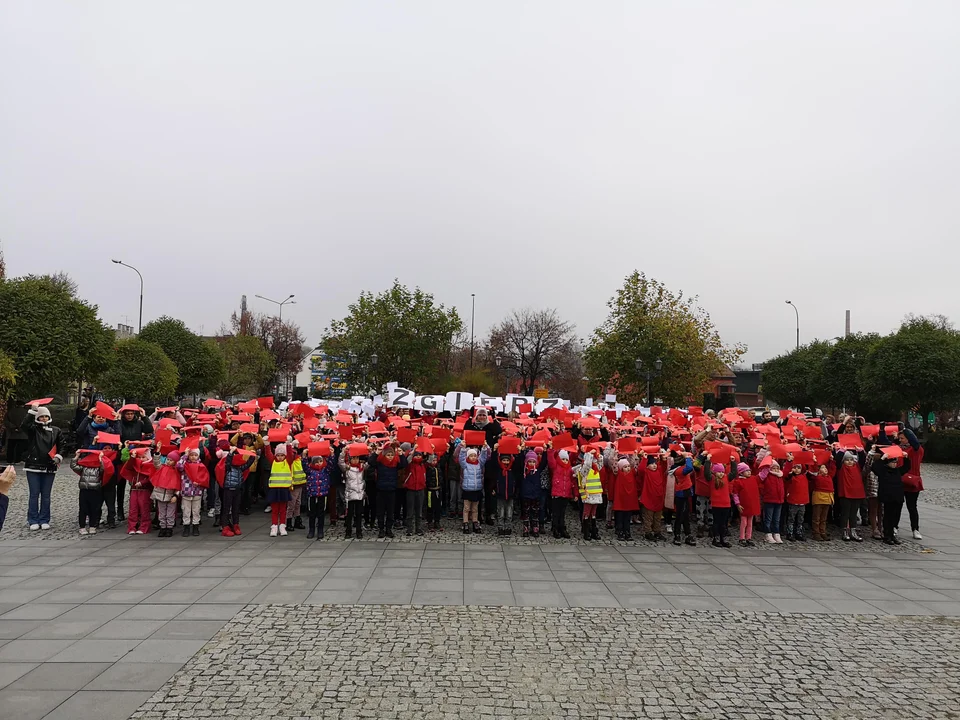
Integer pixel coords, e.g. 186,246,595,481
871,447,911,545
20,404,64,531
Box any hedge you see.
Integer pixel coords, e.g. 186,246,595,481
924,430,960,464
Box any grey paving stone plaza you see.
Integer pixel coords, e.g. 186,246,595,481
1,466,960,719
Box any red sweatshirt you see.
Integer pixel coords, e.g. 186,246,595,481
785,469,809,505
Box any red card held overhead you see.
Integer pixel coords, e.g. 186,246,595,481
415,436,434,454
879,444,904,459
431,426,451,440
813,448,832,466
179,435,201,452
256,397,275,410
517,403,533,414
367,421,387,435
767,443,788,460
237,401,258,413
551,432,577,452
396,428,417,444
338,426,355,441
26,398,54,407
303,417,320,431
794,450,815,466
837,433,864,450
463,430,486,447
95,432,121,446
238,423,260,435
884,425,901,438
497,436,522,455
267,428,288,443
431,439,449,455
306,441,332,457
294,432,312,447
95,402,118,419
801,425,823,440
347,443,370,457
859,424,880,438
579,416,600,429
616,437,638,454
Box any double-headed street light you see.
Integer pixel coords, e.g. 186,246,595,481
255,293,296,323
635,357,663,406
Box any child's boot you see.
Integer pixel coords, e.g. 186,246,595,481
462,522,470,534
182,524,191,537
307,518,315,539
192,524,199,536
532,522,540,538
684,535,696,546
294,516,304,530
521,521,529,538
286,519,294,533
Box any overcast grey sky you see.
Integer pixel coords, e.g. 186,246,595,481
2,1,958,364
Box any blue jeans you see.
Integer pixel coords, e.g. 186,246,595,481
762,502,782,535
26,470,56,525
539,488,551,525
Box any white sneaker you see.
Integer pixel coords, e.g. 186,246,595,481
128,530,136,535
913,529,922,540
264,506,272,513
269,524,278,537
894,527,899,537
773,534,783,544
40,523,50,530
88,527,97,535
278,524,288,536
765,533,775,543
135,530,144,535
29,524,40,531
207,508,215,517
79,527,89,535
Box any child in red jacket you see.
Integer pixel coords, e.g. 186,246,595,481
612,458,640,541
708,461,733,547
547,448,575,539
732,462,761,547
121,448,154,535
784,462,810,541
638,451,667,541
758,461,785,544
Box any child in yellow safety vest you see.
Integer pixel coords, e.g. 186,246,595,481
264,442,293,537
576,450,604,541
285,447,307,534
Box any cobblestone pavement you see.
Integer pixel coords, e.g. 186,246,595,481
0,463,941,554
130,603,960,720
920,488,960,511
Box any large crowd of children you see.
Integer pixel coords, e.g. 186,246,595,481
25,397,925,546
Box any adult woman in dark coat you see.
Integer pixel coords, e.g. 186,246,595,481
871,446,911,545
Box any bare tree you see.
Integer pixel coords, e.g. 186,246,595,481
224,306,306,395
485,308,578,395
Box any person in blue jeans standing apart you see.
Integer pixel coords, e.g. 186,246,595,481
21,403,64,531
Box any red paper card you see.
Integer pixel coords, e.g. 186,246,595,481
257,396,275,410
415,436,434,454
239,423,259,435
579,416,600,429
396,428,417,444
347,443,370,457
95,432,121,446
267,428,288,443
616,437,638,454
338,425,355,441
859,424,880,438
27,398,54,406
95,402,118,419
497,436,521,455
551,432,577,452
463,430,486,446
307,441,332,457
837,434,863,449
879,444,904,459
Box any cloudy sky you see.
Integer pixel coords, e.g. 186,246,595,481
2,1,957,364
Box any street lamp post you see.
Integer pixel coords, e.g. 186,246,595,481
785,300,799,350
470,293,476,369
495,354,503,394
635,358,663,406
110,260,143,332
256,294,296,396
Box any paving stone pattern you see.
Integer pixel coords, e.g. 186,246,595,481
130,603,960,720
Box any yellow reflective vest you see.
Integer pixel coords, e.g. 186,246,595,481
268,460,293,489
291,458,306,486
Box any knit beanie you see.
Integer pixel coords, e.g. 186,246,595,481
843,451,857,463
167,451,181,463
617,458,630,471
35,406,51,420
558,450,569,462
711,463,724,475
736,462,750,476
524,451,537,464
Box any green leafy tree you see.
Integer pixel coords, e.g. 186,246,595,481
760,340,832,410
0,350,17,433
97,339,178,403
860,316,960,425
322,280,463,391
140,316,223,396
0,275,114,399
584,272,745,405
215,335,276,399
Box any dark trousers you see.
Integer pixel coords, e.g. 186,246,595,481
102,481,119,522
712,507,731,539
615,510,632,535
903,491,920,531
79,488,102,527
673,495,691,537
241,476,253,513
220,487,241,529
426,490,442,525
551,497,568,532
883,499,904,541
393,487,405,525
839,497,863,528
539,488,551,525
377,490,395,530
406,489,424,532
364,483,377,526
345,499,362,534
309,496,327,535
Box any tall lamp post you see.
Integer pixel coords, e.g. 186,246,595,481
256,294,296,396
495,354,503,394
785,300,799,350
470,293,476,368
635,358,663,406
255,293,296,323
110,259,143,332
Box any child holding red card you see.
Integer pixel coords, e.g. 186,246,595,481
306,452,333,539
732,461,761,547
151,451,181,538
784,462,809,541
177,447,209,537
71,449,113,535
264,442,293,537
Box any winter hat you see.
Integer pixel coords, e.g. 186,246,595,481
274,444,287,456
167,451,181,463
711,463,724,475
466,448,478,459
843,451,857,463
217,439,231,451
400,442,412,453
34,406,51,420
736,462,750,476
187,446,201,458
618,458,630,471
524,451,538,464
558,450,569,462
202,424,214,436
